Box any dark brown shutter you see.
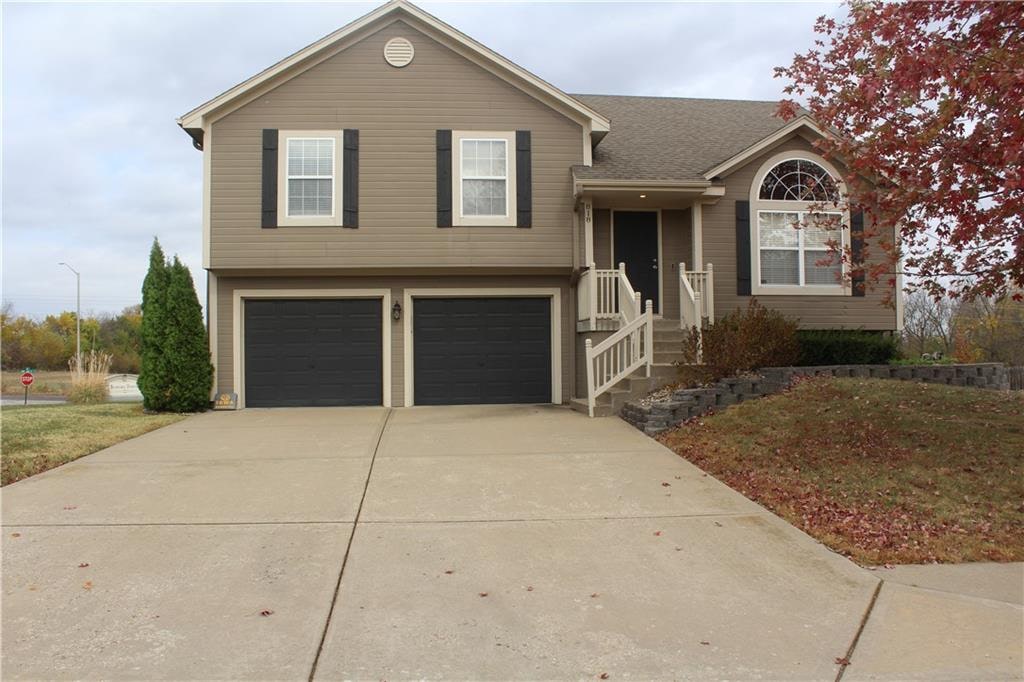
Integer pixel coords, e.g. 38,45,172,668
342,129,359,228
851,209,865,297
515,130,532,228
436,130,452,228
735,200,751,296
261,129,278,228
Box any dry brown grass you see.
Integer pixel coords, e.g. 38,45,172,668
67,351,112,404
658,377,1024,565
1,403,186,485
1,370,74,396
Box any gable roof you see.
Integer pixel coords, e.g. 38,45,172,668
177,0,609,148
572,94,823,183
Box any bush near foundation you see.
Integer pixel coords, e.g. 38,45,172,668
679,300,800,386
797,329,898,366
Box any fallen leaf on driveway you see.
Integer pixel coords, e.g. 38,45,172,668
653,531,662,537
78,563,89,568
590,593,599,598
700,641,710,646
63,506,77,510
444,570,454,575
260,610,274,617
10,533,20,538
599,674,609,680
479,592,488,597
661,482,671,487
82,581,93,591
526,586,534,592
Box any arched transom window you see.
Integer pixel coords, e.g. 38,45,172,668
753,155,845,291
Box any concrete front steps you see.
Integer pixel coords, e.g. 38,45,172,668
571,318,688,417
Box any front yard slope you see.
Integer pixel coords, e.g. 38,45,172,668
1,404,186,485
658,377,1024,565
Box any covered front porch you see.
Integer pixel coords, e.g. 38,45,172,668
575,180,722,332
571,180,722,416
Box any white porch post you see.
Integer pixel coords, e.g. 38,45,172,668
691,202,704,268
583,199,594,267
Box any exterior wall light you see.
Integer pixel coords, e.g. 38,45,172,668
392,301,402,321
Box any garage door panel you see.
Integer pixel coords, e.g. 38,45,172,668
413,297,552,406
244,299,382,407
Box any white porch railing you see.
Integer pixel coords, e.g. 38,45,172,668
679,262,715,327
577,262,642,328
584,299,654,417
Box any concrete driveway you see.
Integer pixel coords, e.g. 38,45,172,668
2,405,1020,680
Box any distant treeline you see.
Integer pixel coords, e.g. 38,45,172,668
1,303,143,373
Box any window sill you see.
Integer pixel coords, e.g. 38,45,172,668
452,216,516,227
752,284,850,297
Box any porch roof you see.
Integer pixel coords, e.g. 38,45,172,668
573,94,807,182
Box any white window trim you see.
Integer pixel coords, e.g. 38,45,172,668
452,130,517,227
402,287,562,407
232,289,392,409
277,130,344,227
750,150,850,296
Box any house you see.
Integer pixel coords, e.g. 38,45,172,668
177,0,900,415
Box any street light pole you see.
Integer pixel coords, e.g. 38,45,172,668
58,262,81,370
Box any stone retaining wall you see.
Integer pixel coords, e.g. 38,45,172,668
621,363,1009,436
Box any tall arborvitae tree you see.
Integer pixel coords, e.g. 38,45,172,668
163,257,213,412
138,239,171,410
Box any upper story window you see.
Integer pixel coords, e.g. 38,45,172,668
277,131,343,227
452,131,517,226
287,138,334,216
751,153,848,295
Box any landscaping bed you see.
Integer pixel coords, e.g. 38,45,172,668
1,404,186,485
657,377,1024,565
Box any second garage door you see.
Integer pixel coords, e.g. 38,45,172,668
413,297,552,405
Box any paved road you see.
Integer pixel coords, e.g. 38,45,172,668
1,395,68,406
2,405,1020,680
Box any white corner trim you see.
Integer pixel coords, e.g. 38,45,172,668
402,287,563,407
704,116,831,180
177,0,609,134
232,289,392,408
202,121,212,269
748,150,851,297
208,271,218,400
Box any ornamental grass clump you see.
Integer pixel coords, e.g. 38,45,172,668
67,350,113,404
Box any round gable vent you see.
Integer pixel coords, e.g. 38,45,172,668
384,37,415,68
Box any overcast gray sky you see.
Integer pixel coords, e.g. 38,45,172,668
1,0,842,319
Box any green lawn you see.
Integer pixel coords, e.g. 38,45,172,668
1,404,186,485
658,377,1024,565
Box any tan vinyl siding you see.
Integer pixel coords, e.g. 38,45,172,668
215,274,572,405
704,135,897,330
209,20,582,270
660,208,692,321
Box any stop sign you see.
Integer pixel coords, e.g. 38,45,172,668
20,371,34,387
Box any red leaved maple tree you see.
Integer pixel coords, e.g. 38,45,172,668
775,2,1023,301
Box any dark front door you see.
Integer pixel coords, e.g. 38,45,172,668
613,211,659,312
244,298,382,407
413,297,552,405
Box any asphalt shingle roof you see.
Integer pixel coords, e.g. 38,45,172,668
571,94,793,182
